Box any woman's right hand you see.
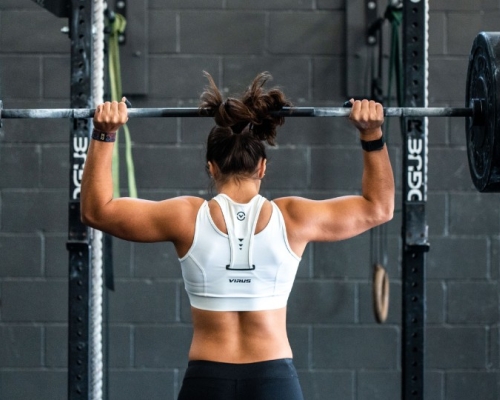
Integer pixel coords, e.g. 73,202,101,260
93,97,129,133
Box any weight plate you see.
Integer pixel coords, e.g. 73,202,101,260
466,32,500,192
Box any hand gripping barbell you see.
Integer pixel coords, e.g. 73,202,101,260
0,32,498,192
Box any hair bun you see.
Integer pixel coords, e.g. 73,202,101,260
199,71,291,145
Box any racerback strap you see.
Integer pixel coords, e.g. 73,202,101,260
213,194,266,271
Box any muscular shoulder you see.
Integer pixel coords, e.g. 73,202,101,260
161,195,205,221
273,196,314,219
170,195,205,209
155,196,205,241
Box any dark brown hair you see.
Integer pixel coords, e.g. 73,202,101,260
199,71,291,181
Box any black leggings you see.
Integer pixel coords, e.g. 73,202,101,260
177,358,304,400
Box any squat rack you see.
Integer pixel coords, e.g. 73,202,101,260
67,0,93,399
401,1,428,399
60,1,429,399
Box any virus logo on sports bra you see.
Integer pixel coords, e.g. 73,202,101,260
236,211,245,221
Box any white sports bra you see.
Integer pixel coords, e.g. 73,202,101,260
179,194,301,311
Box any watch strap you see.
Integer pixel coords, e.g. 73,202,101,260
360,136,384,152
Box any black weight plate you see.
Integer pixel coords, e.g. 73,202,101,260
466,32,500,192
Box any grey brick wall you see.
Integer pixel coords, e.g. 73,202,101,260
1,1,499,400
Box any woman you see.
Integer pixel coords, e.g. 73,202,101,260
81,72,394,400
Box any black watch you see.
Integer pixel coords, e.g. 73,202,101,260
360,136,384,152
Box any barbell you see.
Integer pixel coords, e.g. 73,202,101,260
0,32,498,192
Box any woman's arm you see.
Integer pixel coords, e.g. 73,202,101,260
80,99,198,243
275,99,395,251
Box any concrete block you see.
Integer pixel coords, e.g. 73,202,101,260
0,10,69,53
449,113,467,146
426,281,445,324
489,325,499,369
149,56,219,99
492,237,500,280
43,56,70,99
0,102,69,143
223,56,310,101
134,325,192,368
429,12,446,55
427,237,488,279
446,372,498,400
296,243,313,278
180,12,266,54
430,0,481,10
287,325,309,369
316,0,344,9
44,234,67,277
427,192,447,236
41,145,68,188
298,371,354,400
180,116,216,145
268,12,344,55
0,371,66,400
482,10,500,30
313,234,370,279
447,13,482,56
428,114,448,146
150,0,222,9
132,146,207,190
261,147,308,190
179,285,193,323
108,281,177,323
280,117,352,146
44,324,66,367
312,57,346,102
0,325,42,367
106,236,133,279
0,1,38,9
357,371,400,400
287,280,356,323
425,371,444,400
312,326,399,368
448,282,498,324
1,190,67,233
0,145,40,188
133,241,182,279
428,149,473,191
0,235,42,277
426,326,487,368
482,0,500,10
117,0,148,95
107,325,134,368
109,371,176,400
428,58,468,104
149,11,177,54
1,280,67,322
310,147,363,190
449,193,500,235
227,0,313,9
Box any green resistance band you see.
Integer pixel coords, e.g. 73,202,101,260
385,5,404,141
109,13,137,199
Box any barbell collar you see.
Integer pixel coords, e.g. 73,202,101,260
0,105,475,119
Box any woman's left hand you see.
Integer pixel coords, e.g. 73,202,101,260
348,99,384,139
93,97,129,133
